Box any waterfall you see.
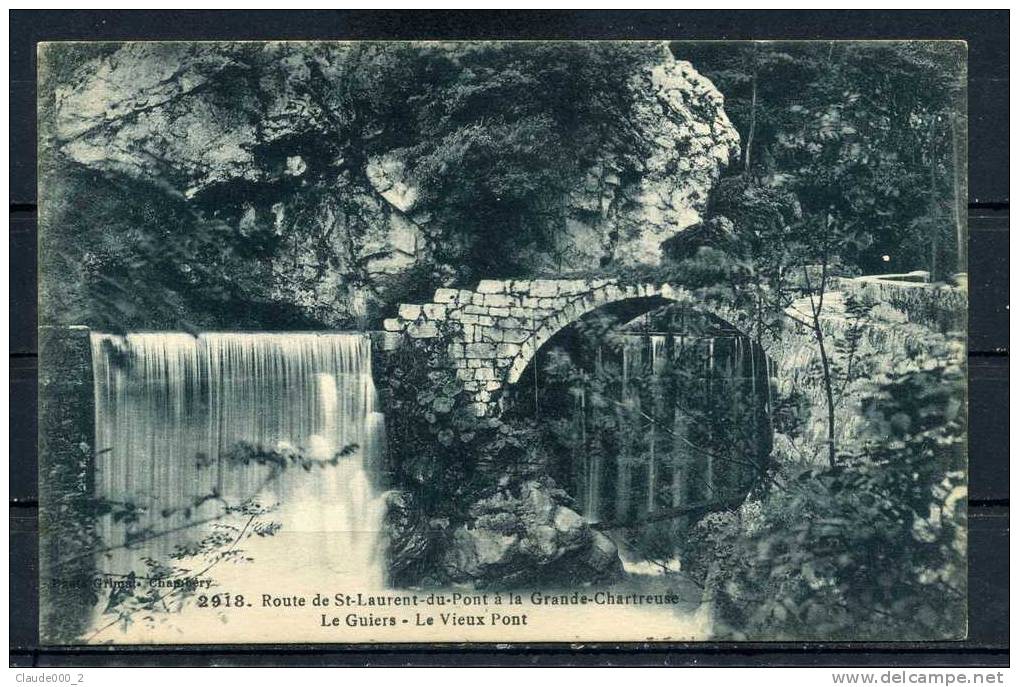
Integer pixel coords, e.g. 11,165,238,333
575,387,602,523
573,330,769,527
89,332,387,586
671,409,688,508
650,335,667,375
647,336,667,511
749,338,758,398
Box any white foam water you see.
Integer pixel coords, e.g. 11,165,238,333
89,332,388,596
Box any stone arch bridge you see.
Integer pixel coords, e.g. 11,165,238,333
382,273,962,416
383,278,790,416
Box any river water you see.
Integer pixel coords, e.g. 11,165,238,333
84,330,710,643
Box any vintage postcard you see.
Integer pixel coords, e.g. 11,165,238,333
37,40,967,645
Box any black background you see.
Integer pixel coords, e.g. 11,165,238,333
8,9,1009,667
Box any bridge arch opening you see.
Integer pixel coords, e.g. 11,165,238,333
501,297,775,568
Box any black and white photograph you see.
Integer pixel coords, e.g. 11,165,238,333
32,36,972,647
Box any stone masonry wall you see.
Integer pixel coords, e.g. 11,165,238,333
383,278,730,416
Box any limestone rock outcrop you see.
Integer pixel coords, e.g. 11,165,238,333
46,42,738,327
551,51,740,270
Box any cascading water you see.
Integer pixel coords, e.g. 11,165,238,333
89,332,388,593
568,329,772,528
518,317,772,583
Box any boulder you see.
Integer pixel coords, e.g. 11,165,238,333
439,480,623,586
552,505,588,548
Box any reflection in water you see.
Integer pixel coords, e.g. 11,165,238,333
89,332,388,635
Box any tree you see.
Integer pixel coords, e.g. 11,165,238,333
666,41,964,466
683,41,966,278
686,352,966,640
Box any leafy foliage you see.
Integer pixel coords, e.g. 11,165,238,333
403,43,654,279
38,164,318,333
682,355,966,640
683,41,966,279
380,340,553,522
91,499,278,641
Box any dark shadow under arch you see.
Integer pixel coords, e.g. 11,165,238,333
503,296,776,533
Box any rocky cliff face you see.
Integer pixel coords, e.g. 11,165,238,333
552,58,739,270
46,42,738,327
